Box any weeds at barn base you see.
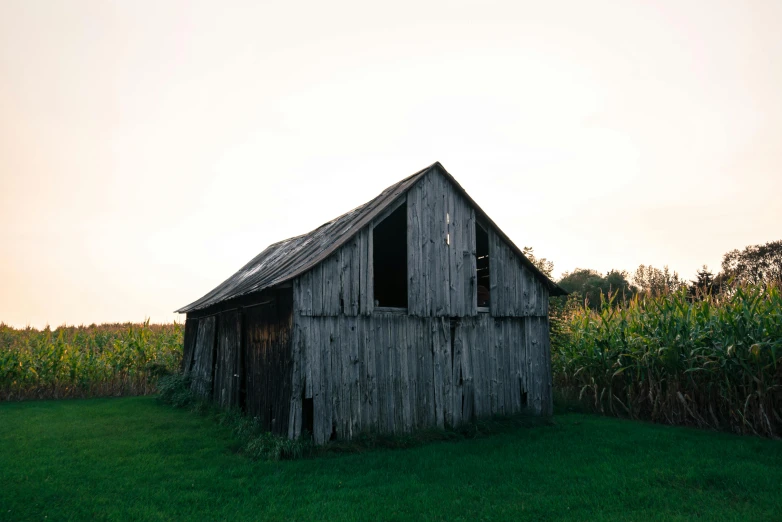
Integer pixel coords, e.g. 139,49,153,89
157,373,552,460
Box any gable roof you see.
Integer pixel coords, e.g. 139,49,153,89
176,162,566,313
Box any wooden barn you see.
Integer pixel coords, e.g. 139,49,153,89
176,162,566,444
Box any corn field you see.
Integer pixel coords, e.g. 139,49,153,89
0,321,183,400
553,284,782,437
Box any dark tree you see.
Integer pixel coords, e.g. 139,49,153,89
633,264,685,296
689,265,716,298
558,268,635,309
522,246,554,279
721,240,782,285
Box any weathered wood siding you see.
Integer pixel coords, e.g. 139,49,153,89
213,309,242,409
292,169,548,320
488,227,549,317
244,292,294,436
288,314,552,444
293,227,373,317
407,170,478,317
181,317,199,374
190,315,216,398
185,168,555,442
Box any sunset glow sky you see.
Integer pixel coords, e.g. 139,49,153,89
1,1,780,327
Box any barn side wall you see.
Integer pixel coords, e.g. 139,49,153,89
407,169,479,317
287,313,552,444
182,288,294,436
488,228,549,317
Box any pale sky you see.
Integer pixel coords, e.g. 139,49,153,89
1,0,780,327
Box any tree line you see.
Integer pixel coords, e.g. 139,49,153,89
526,239,782,310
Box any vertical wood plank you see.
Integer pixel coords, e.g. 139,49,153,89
359,228,373,315
366,316,378,431
441,317,453,428
386,316,396,433
191,315,216,398
400,318,412,432
349,237,361,316
432,318,445,429
367,227,374,314
410,318,421,429
523,267,535,316
506,318,517,415
506,319,519,414
358,317,369,432
331,318,344,438
433,172,450,317
373,317,386,433
488,231,499,316
452,319,464,427
520,317,528,408
288,316,302,439
472,316,482,417
322,319,333,442
517,258,526,317
407,189,422,316
181,317,199,375
349,316,361,437
311,264,323,316
461,319,474,422
310,320,323,442
391,317,403,433
464,208,478,316
420,173,432,316
447,188,458,316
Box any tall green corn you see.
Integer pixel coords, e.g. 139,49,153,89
0,320,182,400
553,284,782,437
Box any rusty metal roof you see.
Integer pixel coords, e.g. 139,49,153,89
176,162,565,313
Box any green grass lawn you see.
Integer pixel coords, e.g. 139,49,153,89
1,397,780,521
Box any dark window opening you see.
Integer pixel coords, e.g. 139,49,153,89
476,223,490,307
373,202,408,308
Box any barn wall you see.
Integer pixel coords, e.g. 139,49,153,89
293,226,374,317
213,309,242,409
407,169,478,317
488,228,549,317
287,313,552,444
292,169,549,320
182,289,294,436
181,317,199,374
243,291,294,435
190,315,217,398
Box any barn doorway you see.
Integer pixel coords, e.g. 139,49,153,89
242,290,294,436
373,202,408,308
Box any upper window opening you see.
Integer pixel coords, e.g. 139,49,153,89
373,202,408,308
476,223,490,307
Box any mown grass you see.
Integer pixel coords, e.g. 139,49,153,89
1,397,781,521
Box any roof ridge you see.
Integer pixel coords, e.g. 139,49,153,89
175,161,565,313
